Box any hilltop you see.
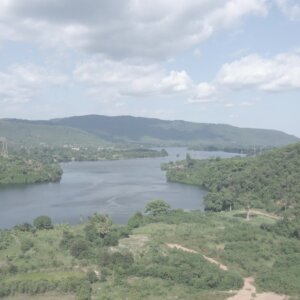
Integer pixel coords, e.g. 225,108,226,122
0,115,298,151
52,115,299,150
0,119,107,149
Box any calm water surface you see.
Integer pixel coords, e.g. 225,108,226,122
0,148,238,228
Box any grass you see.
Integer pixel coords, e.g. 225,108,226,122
5,271,83,282
2,293,75,300
1,210,299,299
92,276,232,300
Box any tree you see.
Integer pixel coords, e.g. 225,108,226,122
238,193,256,221
186,153,194,168
33,216,53,230
128,211,143,229
70,238,90,259
145,199,171,216
87,214,113,238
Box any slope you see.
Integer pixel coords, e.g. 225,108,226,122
52,114,299,149
165,142,300,214
0,119,107,149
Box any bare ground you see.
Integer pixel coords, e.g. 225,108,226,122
166,243,289,300
245,209,280,220
228,277,289,300
166,243,228,270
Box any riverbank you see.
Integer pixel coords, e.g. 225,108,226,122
0,148,214,229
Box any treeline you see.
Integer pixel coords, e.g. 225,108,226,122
164,142,300,214
0,147,167,186
188,144,274,155
16,146,168,163
0,155,62,185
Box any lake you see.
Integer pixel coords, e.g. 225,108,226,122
0,148,238,228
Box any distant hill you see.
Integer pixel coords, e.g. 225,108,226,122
0,115,298,150
52,115,299,150
0,119,106,148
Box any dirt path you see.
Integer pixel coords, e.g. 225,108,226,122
166,243,289,300
166,243,228,270
246,209,280,220
227,277,289,300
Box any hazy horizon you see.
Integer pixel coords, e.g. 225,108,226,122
1,113,299,139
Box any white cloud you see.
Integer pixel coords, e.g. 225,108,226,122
216,51,300,92
74,57,193,100
188,82,218,103
160,71,192,92
187,50,300,106
0,0,268,60
276,0,300,20
0,64,67,103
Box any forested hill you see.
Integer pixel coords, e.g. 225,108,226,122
0,119,107,148
1,115,298,150
165,142,300,214
52,115,299,149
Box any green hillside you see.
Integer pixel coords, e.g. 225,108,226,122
0,155,62,185
165,142,300,215
0,116,298,152
0,205,299,299
0,119,107,149
52,115,299,150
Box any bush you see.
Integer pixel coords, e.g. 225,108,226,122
33,216,53,230
128,212,143,229
20,238,34,253
145,200,171,216
70,239,90,259
14,223,35,232
86,271,98,283
76,280,92,300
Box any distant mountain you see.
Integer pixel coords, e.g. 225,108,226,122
0,115,298,150
52,115,299,150
0,119,106,148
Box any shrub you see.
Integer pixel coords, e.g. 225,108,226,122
33,216,53,230
70,239,90,259
20,238,34,253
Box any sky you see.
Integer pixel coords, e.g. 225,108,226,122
0,0,299,137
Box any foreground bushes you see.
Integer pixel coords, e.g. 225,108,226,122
127,249,243,291
0,276,90,298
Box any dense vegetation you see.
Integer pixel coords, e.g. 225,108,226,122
0,201,299,299
0,155,62,185
16,147,168,163
0,147,167,186
0,119,106,148
53,115,299,149
1,115,298,151
164,142,300,215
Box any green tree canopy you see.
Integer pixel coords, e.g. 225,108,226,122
87,214,113,238
145,199,171,216
33,216,53,230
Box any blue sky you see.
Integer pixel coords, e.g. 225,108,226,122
0,0,299,136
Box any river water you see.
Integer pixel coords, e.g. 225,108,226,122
0,148,238,228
